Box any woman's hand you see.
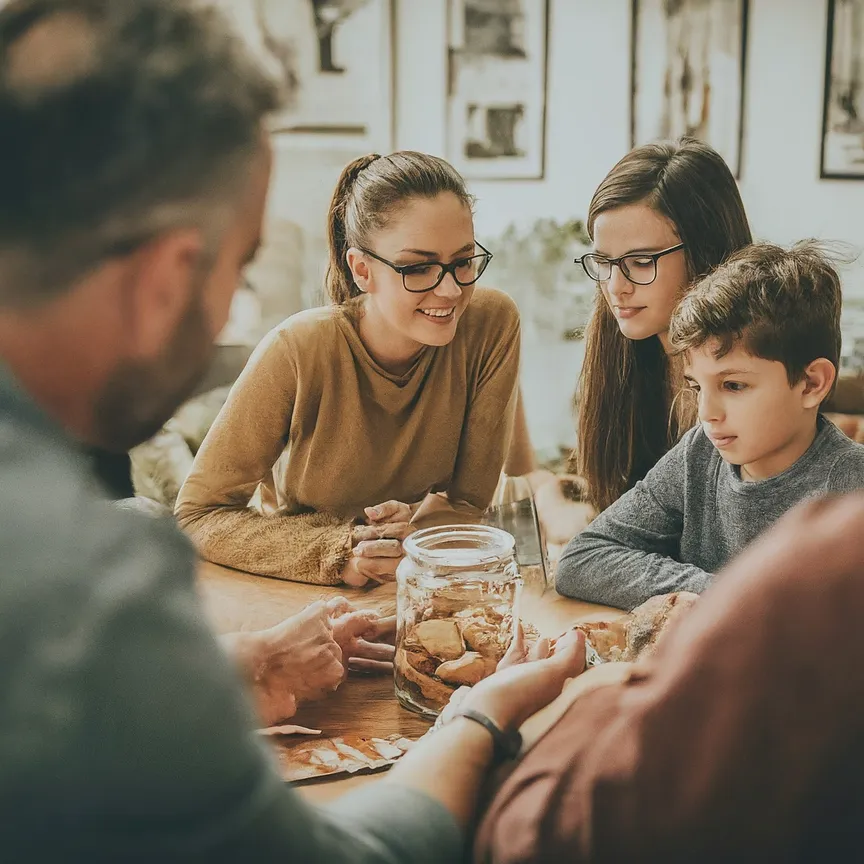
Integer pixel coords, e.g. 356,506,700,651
341,501,417,587
342,531,404,587
497,621,551,670
365,499,415,529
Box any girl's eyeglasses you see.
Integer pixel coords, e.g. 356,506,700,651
576,243,685,286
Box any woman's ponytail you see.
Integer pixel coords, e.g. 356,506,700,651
324,153,380,304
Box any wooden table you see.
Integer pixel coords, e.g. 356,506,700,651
198,561,621,803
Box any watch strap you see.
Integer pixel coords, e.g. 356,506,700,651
456,708,523,762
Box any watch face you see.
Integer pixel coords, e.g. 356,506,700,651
500,728,524,761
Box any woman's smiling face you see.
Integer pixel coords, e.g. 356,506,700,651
350,192,479,357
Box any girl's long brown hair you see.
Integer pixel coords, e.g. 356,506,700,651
574,138,753,513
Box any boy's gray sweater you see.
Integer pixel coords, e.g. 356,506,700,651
557,416,864,610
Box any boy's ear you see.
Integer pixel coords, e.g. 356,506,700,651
800,358,836,408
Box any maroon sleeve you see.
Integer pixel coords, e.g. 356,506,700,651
476,493,864,863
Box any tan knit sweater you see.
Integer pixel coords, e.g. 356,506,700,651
175,288,521,585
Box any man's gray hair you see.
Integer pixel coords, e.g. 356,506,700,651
0,0,285,306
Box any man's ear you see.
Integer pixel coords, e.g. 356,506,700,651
123,229,206,359
801,357,837,408
345,247,372,293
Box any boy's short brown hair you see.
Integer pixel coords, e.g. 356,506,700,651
669,241,843,393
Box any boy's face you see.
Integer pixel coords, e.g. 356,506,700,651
683,341,825,480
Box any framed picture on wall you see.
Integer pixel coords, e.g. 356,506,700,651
446,0,550,181
214,0,395,151
821,0,864,179
631,0,748,178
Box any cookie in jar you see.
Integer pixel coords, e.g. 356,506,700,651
394,525,523,716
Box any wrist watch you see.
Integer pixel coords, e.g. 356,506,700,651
456,709,523,762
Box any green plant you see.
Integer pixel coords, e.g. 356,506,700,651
488,217,594,339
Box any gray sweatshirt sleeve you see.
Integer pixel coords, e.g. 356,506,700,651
556,436,711,610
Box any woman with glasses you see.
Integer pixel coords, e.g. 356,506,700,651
536,138,752,546
175,151,520,586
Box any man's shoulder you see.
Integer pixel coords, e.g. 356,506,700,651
0,417,199,788
0,417,194,606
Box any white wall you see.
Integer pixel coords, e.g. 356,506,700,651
396,0,864,281
741,0,863,269
395,0,630,239
388,0,864,456
260,0,864,457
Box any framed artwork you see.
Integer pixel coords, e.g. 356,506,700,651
821,0,864,179
446,0,550,180
631,0,748,178
215,0,395,150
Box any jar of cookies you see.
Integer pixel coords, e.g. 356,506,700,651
394,524,523,717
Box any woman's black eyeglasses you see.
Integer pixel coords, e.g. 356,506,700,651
576,243,685,286
357,242,493,293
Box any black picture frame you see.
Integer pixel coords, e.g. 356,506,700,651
820,0,864,180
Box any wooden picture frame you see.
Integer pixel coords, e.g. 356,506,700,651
446,0,550,181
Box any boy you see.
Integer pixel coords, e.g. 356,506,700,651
556,242,864,610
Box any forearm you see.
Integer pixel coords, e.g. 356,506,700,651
556,533,711,610
178,504,352,585
385,716,495,828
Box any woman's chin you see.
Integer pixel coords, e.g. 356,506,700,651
411,317,459,346
616,318,662,341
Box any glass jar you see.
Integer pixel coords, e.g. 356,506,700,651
484,473,550,596
394,524,523,717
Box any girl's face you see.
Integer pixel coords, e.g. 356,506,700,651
348,193,479,362
591,203,689,347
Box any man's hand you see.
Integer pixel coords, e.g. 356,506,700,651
325,596,395,674
223,598,395,727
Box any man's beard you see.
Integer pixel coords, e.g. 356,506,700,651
92,291,216,452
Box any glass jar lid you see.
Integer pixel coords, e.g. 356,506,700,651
402,524,516,575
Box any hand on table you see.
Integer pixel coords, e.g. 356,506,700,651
226,598,395,727
341,500,416,587
325,596,396,674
